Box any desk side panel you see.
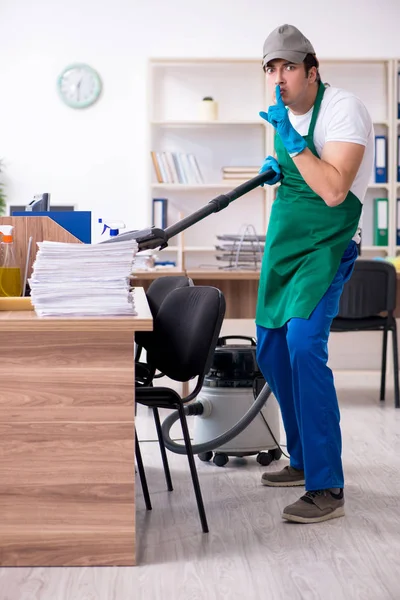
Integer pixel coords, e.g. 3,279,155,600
0,330,136,567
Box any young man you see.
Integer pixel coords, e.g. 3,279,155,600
256,24,374,523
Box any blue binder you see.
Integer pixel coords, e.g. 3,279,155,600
398,135,400,182
397,199,400,246
152,198,168,229
374,135,387,183
398,72,400,119
12,211,92,244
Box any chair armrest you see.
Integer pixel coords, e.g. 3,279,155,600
135,362,155,387
136,385,181,408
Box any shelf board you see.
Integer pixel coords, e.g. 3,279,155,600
142,245,179,251
151,182,262,190
161,245,390,253
184,245,391,253
361,245,389,252
149,58,263,67
132,267,185,278
184,246,215,252
186,269,261,280
150,57,391,66
319,58,391,64
150,120,264,127
153,182,390,191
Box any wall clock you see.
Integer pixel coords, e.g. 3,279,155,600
57,63,102,109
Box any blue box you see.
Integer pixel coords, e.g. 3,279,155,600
12,211,91,244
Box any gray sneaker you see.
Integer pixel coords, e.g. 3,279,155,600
282,489,345,523
261,465,305,487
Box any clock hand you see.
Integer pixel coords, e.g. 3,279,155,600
76,78,82,102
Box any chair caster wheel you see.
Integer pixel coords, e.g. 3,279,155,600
270,448,282,461
198,451,213,462
213,453,229,467
256,452,273,466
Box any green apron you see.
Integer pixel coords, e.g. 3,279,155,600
256,83,362,330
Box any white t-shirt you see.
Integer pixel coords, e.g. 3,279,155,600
288,85,375,243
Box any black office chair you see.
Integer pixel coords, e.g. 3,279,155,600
134,275,193,498
135,275,193,363
331,258,399,408
135,285,226,533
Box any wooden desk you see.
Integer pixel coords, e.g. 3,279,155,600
132,267,185,281
135,268,400,320
133,269,259,319
186,270,259,319
0,288,152,567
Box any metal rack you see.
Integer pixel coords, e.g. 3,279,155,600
215,224,265,270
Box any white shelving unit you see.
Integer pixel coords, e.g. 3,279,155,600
147,57,399,268
394,60,400,256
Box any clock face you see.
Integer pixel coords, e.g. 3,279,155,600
57,63,102,109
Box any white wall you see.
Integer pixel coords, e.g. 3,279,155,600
1,0,400,240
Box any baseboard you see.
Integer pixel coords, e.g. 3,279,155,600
333,370,384,389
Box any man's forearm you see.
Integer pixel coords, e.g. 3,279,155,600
292,148,347,207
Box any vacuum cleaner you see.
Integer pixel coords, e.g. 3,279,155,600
102,168,283,463
194,335,282,467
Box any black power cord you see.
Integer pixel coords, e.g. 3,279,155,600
253,377,290,460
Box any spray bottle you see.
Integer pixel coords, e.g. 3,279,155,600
0,225,22,297
98,218,126,239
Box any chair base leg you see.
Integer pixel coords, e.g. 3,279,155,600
135,430,152,511
153,407,173,491
178,402,209,534
380,326,388,401
392,322,400,409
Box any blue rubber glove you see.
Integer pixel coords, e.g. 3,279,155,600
258,155,281,186
259,86,307,158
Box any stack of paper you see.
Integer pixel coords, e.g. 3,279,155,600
29,239,139,317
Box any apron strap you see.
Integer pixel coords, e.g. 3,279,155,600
308,83,326,137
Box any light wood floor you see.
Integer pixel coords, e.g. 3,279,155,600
1,387,400,600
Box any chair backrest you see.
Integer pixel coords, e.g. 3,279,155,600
135,275,193,356
146,286,226,384
145,275,193,318
336,258,397,318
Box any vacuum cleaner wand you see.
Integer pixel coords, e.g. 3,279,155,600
100,168,278,250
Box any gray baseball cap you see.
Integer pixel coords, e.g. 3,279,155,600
262,24,316,68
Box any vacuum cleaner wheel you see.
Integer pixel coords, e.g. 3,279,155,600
197,448,283,468
213,453,229,467
198,451,213,462
256,452,273,466
271,447,283,461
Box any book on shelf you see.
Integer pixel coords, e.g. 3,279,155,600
221,166,260,180
151,151,203,184
152,197,168,229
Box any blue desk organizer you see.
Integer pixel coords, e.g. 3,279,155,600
12,211,92,244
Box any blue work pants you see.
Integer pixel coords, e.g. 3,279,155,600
256,241,358,491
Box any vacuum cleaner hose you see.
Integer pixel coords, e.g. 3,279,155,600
161,381,272,455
